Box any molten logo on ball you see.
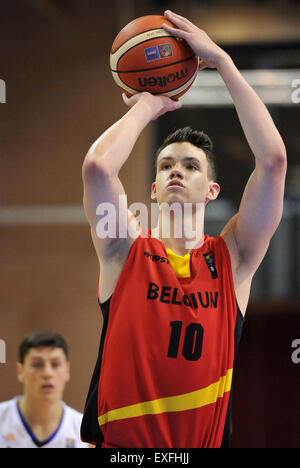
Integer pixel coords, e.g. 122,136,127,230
138,68,188,88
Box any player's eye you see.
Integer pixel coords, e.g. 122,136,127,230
32,362,43,369
186,164,197,170
52,362,61,369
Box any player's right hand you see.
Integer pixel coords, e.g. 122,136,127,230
122,91,182,120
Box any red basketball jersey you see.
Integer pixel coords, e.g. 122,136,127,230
82,231,242,448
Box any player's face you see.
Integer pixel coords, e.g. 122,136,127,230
152,142,220,206
17,347,70,403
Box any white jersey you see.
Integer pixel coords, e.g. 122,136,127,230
0,397,89,448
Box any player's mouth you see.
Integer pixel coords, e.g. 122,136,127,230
41,384,55,392
167,180,185,188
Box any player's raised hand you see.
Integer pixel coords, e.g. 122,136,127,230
122,91,182,120
162,10,228,70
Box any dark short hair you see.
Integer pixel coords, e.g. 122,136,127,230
155,126,217,181
19,330,69,364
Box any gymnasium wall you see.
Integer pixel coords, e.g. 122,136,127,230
0,0,154,416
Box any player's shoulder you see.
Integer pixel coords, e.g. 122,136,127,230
0,396,18,414
199,233,226,251
62,402,84,423
0,397,20,428
61,403,90,448
64,403,83,417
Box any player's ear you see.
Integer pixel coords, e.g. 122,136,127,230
205,181,220,206
16,362,24,384
151,181,157,201
65,360,71,384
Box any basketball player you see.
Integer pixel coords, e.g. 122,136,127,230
80,10,287,448
0,331,90,448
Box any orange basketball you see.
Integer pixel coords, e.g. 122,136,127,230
110,15,199,100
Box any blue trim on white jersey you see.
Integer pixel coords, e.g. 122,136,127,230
16,399,65,448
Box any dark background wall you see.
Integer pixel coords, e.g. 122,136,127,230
1,0,299,448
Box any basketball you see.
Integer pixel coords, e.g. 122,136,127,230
110,15,199,100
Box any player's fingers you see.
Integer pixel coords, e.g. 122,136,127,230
122,93,130,105
198,60,207,70
169,98,182,110
162,22,188,39
122,92,138,107
164,10,194,30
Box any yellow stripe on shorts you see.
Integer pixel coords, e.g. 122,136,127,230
98,368,233,426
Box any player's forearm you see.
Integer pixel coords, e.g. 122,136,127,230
217,54,286,167
84,98,154,176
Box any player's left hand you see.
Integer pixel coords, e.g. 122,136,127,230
162,10,228,70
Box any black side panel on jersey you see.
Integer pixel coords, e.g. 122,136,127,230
80,298,111,446
221,303,244,448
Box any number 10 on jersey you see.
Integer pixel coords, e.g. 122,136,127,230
167,321,204,362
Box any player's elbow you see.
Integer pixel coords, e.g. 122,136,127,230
261,147,287,176
271,144,287,173
82,150,111,183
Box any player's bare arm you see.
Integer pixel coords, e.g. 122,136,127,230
163,10,287,290
82,92,181,262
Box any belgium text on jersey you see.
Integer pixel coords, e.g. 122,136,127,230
0,79,6,103
0,339,6,364
95,195,205,249
147,282,219,310
109,451,189,465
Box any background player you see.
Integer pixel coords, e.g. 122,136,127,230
0,330,90,448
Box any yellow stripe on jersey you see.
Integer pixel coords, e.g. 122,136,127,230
98,368,233,426
166,249,191,278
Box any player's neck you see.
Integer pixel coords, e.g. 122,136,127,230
152,203,205,256
19,395,63,429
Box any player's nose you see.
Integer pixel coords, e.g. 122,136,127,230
42,362,54,377
170,167,184,179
